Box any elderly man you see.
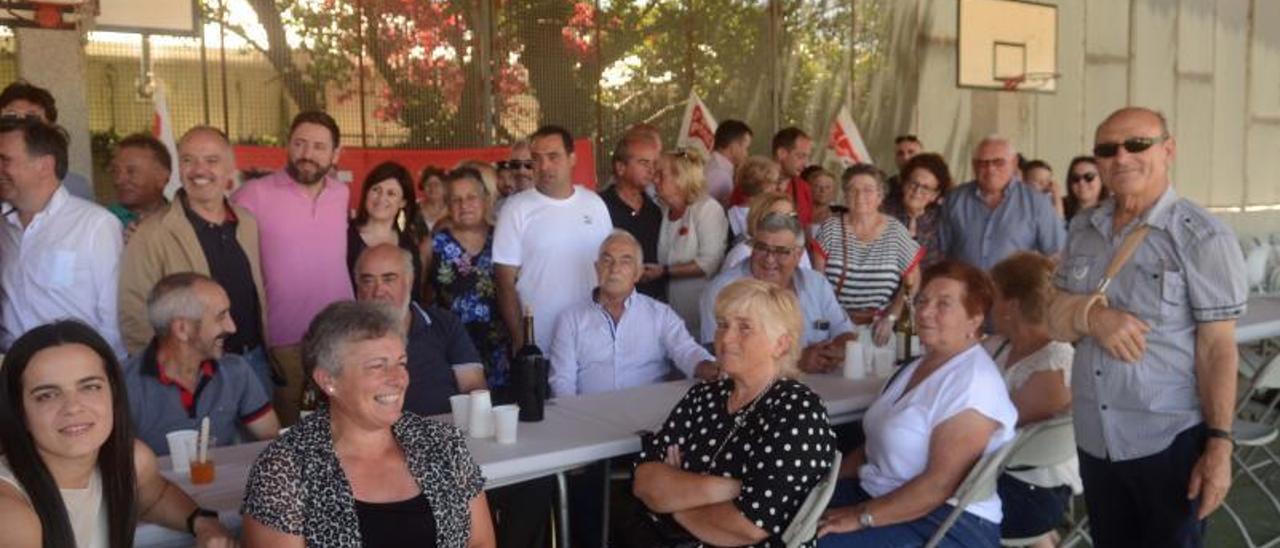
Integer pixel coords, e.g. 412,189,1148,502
601,133,664,299
107,133,171,235
939,135,1064,270
1055,107,1245,546
355,243,487,414
700,212,854,372
549,230,715,397
120,126,270,392
124,272,279,456
494,125,612,352
0,117,124,355
232,111,353,425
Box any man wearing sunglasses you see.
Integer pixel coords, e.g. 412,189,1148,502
698,212,854,372
938,135,1065,271
1055,107,1246,547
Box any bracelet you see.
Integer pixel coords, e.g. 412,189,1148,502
1206,427,1234,445
186,507,218,536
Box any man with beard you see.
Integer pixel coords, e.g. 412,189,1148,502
119,126,271,395
232,111,352,425
123,272,279,456
354,243,486,415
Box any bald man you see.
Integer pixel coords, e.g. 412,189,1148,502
939,135,1065,270
1055,107,1246,546
120,126,272,395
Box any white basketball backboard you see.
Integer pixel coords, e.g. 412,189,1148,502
957,0,1058,92
95,0,199,36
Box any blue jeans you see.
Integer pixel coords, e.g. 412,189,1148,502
817,479,1000,548
241,346,275,396
996,473,1071,537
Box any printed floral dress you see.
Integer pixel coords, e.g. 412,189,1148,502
431,229,510,390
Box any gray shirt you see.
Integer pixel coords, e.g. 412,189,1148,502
698,261,855,346
940,179,1065,271
1056,187,1246,461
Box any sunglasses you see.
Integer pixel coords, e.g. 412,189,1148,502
1067,172,1097,184
1093,136,1168,158
499,160,534,170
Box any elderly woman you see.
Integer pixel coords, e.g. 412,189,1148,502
0,321,235,547
1062,156,1109,223
726,155,784,240
426,168,510,395
814,164,921,347
242,301,496,547
634,278,837,546
721,192,813,273
817,261,1017,547
654,148,729,335
882,152,952,270
985,252,1079,546
348,161,424,298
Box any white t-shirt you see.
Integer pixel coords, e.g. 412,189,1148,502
859,344,1018,524
983,336,1083,493
493,186,612,350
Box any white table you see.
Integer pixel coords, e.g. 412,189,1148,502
135,374,882,547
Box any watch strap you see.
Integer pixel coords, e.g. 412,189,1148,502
1206,427,1233,444
186,507,218,535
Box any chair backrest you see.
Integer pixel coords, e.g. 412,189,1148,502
924,428,1025,548
781,450,843,548
1004,416,1076,471
1254,354,1280,392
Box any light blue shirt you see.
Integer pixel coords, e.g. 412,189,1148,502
549,290,713,397
699,261,855,346
940,179,1065,270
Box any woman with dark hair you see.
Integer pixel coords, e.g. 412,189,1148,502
348,161,424,298
1062,156,1109,222
882,152,953,269
417,166,450,235
0,320,234,547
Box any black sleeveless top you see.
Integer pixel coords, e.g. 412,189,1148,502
354,493,437,547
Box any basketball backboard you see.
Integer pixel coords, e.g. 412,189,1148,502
95,0,199,36
957,0,1058,92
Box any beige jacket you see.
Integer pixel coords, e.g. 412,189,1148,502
118,196,267,355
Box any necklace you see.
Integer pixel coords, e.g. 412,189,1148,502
708,377,778,469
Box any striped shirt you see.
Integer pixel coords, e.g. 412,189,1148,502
815,215,920,311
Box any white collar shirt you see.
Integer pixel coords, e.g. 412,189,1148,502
1,186,125,355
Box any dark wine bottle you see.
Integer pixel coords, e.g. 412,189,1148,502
514,305,548,421
895,280,919,364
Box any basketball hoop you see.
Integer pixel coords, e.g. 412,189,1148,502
996,72,1061,92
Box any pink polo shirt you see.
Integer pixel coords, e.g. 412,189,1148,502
232,170,353,347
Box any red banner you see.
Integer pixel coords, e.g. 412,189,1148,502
233,139,598,207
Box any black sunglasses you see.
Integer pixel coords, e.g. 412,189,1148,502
498,160,534,170
1066,172,1097,184
1093,136,1168,158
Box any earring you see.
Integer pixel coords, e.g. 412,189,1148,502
327,386,335,394
396,210,406,231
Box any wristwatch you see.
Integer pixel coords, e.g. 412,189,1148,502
186,507,218,535
858,511,875,529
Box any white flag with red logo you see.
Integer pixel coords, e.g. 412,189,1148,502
150,85,181,199
828,105,873,167
676,91,717,154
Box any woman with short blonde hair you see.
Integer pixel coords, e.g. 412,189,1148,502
727,156,783,238
634,278,836,545
654,148,729,335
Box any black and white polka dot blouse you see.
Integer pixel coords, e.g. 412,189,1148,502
637,378,837,547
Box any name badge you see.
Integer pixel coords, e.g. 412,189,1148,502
814,320,830,331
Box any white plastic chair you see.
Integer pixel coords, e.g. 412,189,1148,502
781,450,843,548
999,416,1077,547
924,416,1074,548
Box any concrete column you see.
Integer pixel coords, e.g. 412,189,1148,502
14,28,93,197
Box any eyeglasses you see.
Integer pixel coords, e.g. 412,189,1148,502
973,158,1007,169
1092,136,1169,158
904,181,940,196
751,241,798,260
1066,172,1097,184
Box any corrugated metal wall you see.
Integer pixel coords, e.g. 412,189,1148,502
861,0,1280,239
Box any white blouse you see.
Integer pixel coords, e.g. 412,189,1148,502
982,336,1083,494
859,344,1018,524
0,457,108,548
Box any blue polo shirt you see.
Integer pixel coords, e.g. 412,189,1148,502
404,303,484,416
123,341,271,456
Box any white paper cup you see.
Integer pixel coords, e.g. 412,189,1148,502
842,339,866,380
493,405,520,444
468,389,494,438
449,394,471,432
165,429,198,474
870,338,897,377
